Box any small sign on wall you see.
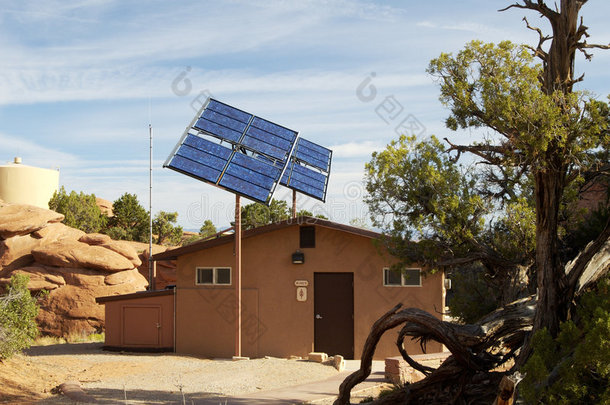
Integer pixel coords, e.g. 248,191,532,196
296,287,307,302
295,280,309,287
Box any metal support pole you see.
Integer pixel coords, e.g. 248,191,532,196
292,189,297,219
234,195,242,357
148,123,155,291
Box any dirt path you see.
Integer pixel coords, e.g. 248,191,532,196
0,343,340,404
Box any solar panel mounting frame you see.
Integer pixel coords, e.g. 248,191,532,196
164,98,300,205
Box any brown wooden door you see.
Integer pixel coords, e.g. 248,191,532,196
122,305,161,346
314,273,354,359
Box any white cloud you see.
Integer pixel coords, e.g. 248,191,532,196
0,132,80,169
330,141,383,158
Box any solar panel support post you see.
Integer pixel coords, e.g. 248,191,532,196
234,194,242,358
292,189,297,219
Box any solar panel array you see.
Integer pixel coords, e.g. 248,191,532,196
281,138,332,202
164,99,298,204
164,98,332,204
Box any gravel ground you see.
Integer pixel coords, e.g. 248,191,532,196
6,343,340,404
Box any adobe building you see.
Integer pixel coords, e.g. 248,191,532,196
140,216,446,360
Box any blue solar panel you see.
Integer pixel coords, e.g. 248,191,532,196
164,98,299,204
280,137,332,202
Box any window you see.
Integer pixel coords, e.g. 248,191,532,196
383,268,421,287
300,226,315,248
196,267,231,285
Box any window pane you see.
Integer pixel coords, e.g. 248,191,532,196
197,268,213,284
216,268,231,285
300,226,315,248
384,268,401,286
403,269,421,286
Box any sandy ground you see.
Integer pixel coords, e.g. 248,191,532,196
0,343,341,404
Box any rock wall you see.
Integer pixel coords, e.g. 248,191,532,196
0,200,148,336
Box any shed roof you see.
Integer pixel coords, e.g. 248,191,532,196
96,288,174,303
152,216,381,261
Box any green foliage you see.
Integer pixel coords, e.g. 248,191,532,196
240,199,290,230
48,186,107,233
447,264,498,324
365,135,486,244
108,193,150,242
199,219,217,238
427,40,607,172
295,209,328,219
181,219,217,246
152,211,183,246
521,277,610,404
0,275,40,359
490,198,536,260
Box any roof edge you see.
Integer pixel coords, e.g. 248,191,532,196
152,216,381,261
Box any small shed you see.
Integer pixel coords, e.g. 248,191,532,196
96,288,175,352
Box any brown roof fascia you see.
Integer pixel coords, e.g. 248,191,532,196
152,216,381,261
96,288,174,304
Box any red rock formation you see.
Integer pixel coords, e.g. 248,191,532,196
0,202,148,337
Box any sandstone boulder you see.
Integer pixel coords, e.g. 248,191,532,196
101,241,142,267
33,267,147,336
126,241,177,289
1,223,87,273
52,266,107,287
78,233,112,245
0,201,150,337
0,234,41,272
96,197,113,217
32,240,135,272
79,234,142,267
0,204,64,239
32,222,86,242
0,266,66,291
104,269,148,288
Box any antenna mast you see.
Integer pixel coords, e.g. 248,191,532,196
148,121,155,291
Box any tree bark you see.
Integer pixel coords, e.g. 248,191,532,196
532,165,567,338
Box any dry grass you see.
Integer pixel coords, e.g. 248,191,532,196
34,332,105,346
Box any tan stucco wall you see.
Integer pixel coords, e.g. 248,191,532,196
0,163,59,209
175,225,445,360
103,293,174,349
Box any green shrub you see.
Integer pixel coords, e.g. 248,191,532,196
0,274,40,359
49,186,107,233
520,277,610,404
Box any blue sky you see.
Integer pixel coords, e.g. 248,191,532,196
1,1,609,230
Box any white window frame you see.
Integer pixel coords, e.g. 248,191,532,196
383,267,422,287
195,267,232,286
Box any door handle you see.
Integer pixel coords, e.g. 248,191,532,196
315,314,323,319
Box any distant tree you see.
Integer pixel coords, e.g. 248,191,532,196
181,219,218,246
48,186,107,233
348,217,369,229
107,193,149,242
240,199,290,230
152,211,183,246
199,219,217,237
0,274,39,359
296,209,329,219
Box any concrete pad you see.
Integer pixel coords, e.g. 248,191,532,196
229,360,387,404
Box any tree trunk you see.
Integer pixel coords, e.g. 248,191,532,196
532,165,566,338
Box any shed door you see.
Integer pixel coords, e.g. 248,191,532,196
314,273,354,359
122,305,161,346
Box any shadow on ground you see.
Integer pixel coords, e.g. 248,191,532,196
25,343,105,357
37,387,312,404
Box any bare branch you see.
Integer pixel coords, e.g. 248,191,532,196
499,1,559,22
523,16,551,60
